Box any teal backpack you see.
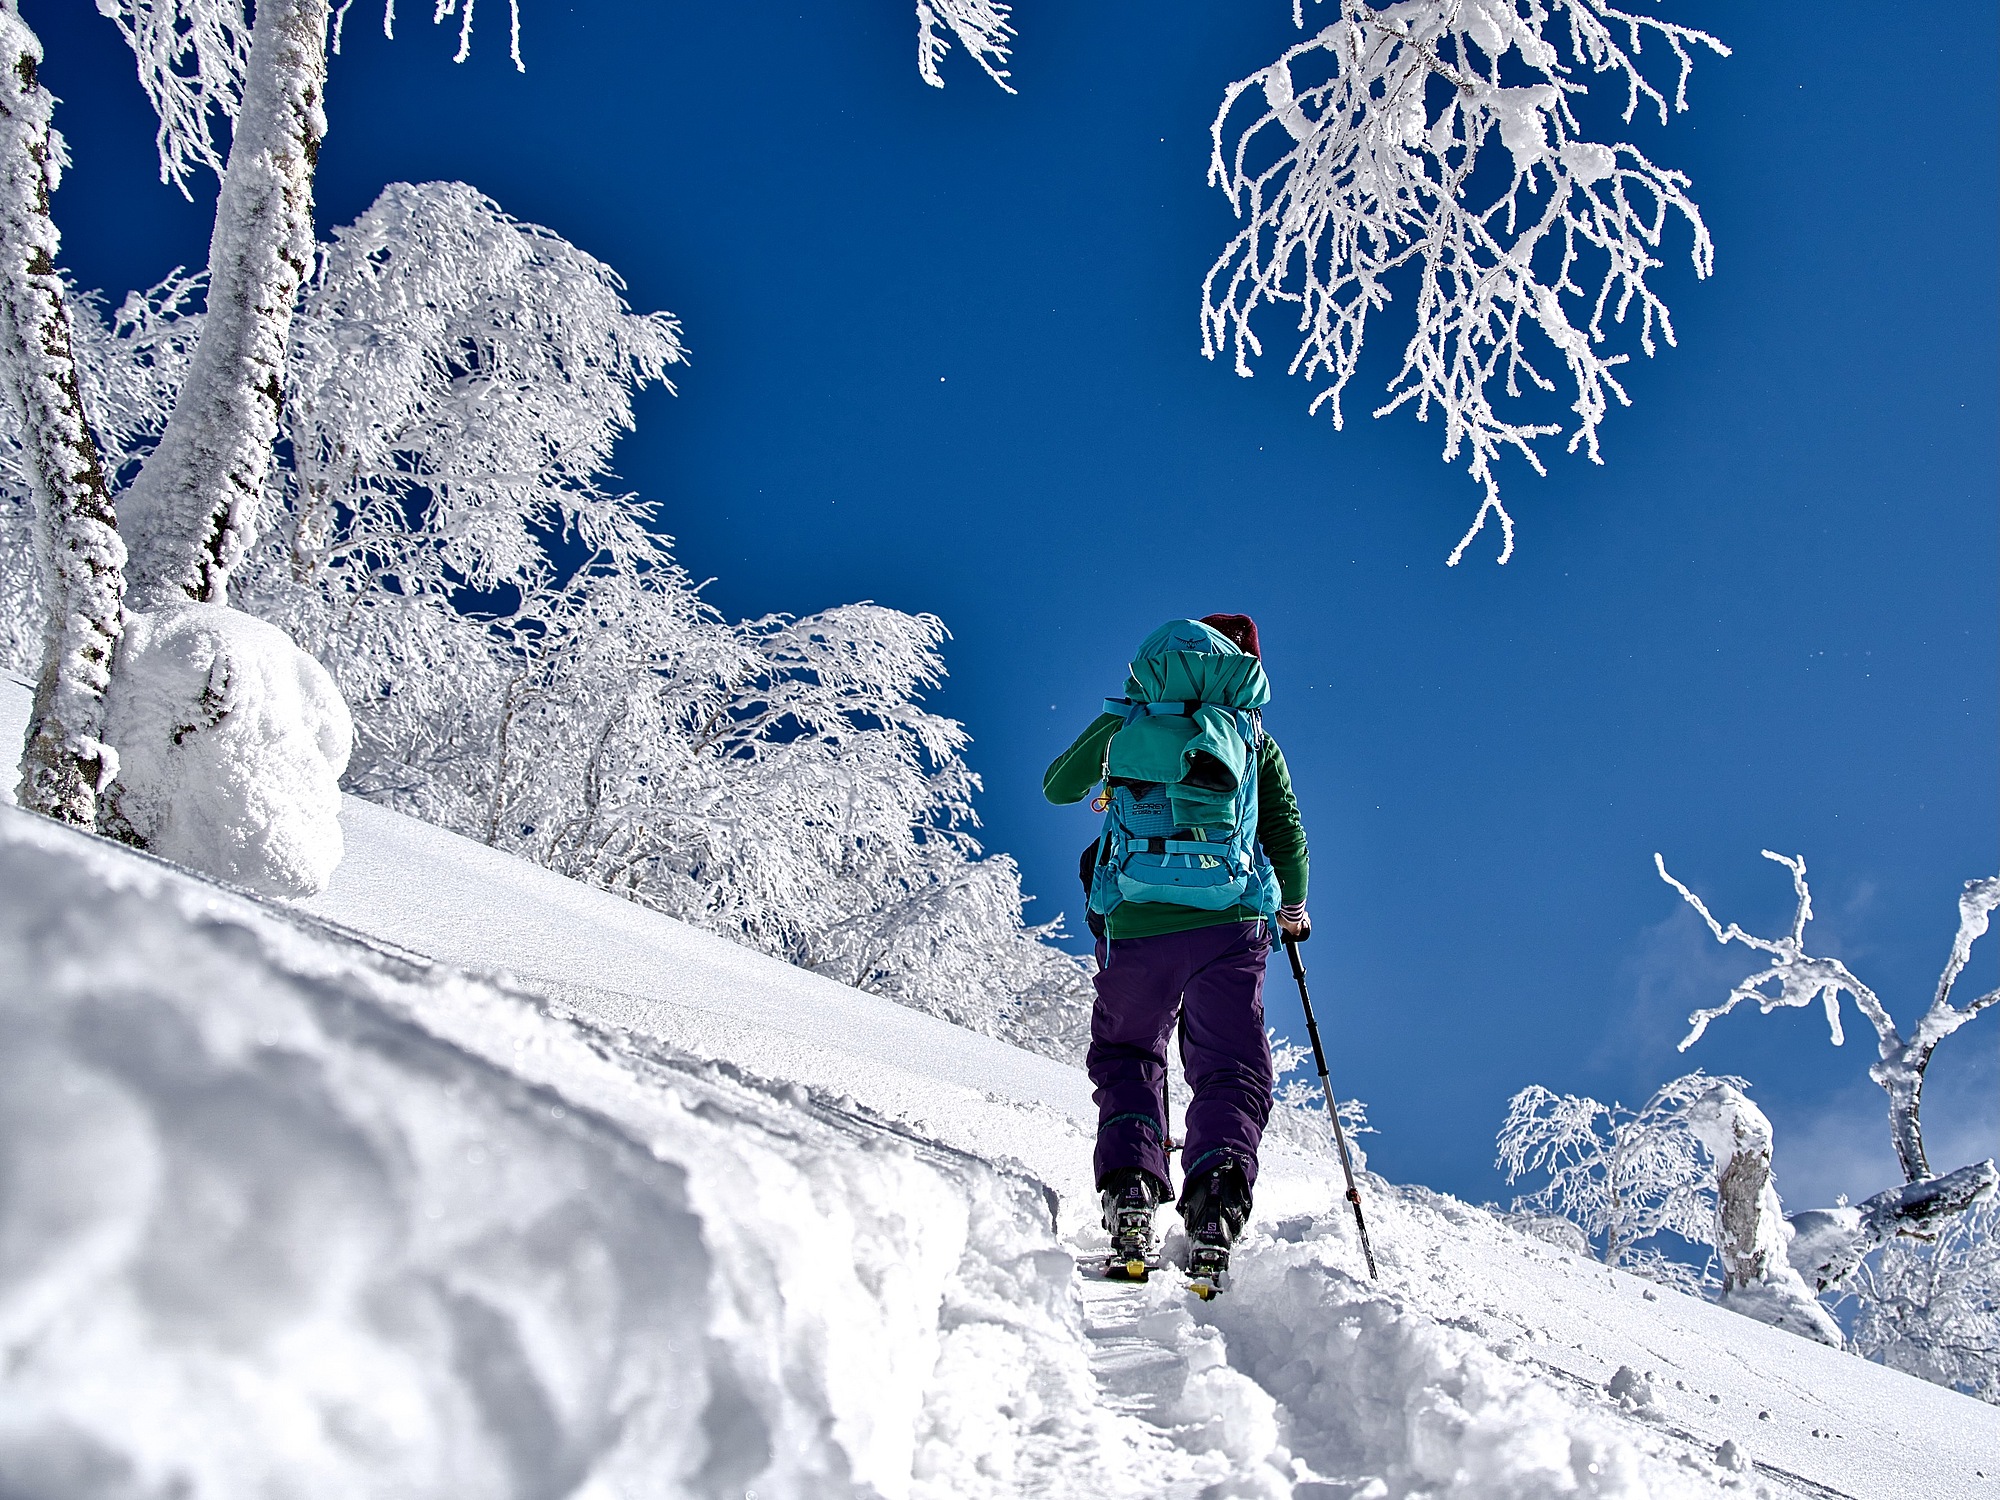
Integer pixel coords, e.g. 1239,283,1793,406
1087,620,1279,919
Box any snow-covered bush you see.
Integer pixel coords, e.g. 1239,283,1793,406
1204,1,1726,563
1848,1200,2000,1405
100,603,352,897
1496,1071,1733,1291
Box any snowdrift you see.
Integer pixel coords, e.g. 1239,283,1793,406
3,675,1996,1498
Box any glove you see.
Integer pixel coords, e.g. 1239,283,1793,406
1277,902,1310,942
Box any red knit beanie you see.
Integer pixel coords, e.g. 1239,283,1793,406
1199,613,1261,659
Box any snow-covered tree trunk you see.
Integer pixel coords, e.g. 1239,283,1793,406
117,0,327,608
0,6,125,824
1686,1083,1841,1346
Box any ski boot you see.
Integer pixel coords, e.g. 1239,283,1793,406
1099,1168,1163,1281
1179,1159,1251,1300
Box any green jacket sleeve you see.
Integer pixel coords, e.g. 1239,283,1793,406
1256,733,1309,907
1043,713,1121,804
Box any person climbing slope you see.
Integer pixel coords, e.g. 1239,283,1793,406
1044,615,1310,1296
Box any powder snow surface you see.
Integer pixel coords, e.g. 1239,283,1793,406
2,675,1995,1499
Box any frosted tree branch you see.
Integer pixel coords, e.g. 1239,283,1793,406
1204,1,1725,563
94,0,252,196
1660,850,1891,1053
1661,851,2000,1183
916,0,1014,93
101,0,521,203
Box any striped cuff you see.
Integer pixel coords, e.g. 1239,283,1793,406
1278,902,1307,921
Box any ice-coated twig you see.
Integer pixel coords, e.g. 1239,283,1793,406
916,0,1015,93
1661,851,2000,1183
0,5,127,825
1203,1,1726,564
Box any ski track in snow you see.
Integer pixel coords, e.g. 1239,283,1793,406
4,675,1998,1498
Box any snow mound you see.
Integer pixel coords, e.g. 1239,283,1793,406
0,807,1121,1497
101,604,352,897
1210,1216,1747,1498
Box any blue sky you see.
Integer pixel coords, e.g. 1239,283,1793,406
37,2,1996,1211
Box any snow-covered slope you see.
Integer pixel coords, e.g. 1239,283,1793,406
3,676,1995,1499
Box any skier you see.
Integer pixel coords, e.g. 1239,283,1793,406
1045,614,1310,1295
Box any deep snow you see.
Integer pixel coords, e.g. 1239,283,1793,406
3,674,1995,1498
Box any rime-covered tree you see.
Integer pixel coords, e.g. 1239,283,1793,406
0,274,196,676
2,6,1083,1030
0,5,125,823
230,181,1089,1054
1658,852,1999,1360
1661,852,2000,1193
1204,1,1726,563
1683,1080,1842,1344
1497,1071,1732,1291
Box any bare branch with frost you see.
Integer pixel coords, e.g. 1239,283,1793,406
1662,851,2000,1183
96,0,521,198
1204,1,1725,563
94,0,252,195
916,0,1015,93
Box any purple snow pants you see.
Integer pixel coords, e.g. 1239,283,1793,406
1088,920,1274,1195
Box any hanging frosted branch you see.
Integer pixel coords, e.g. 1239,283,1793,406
94,0,253,196
0,5,126,824
1661,851,2000,1184
1204,1,1725,563
916,0,1014,93
416,0,524,71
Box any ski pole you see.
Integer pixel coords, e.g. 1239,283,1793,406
1284,935,1379,1279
